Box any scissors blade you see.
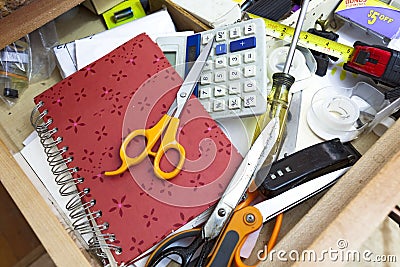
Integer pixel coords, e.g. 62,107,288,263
238,167,349,256
171,38,215,117
278,90,302,160
254,167,348,222
250,90,303,191
203,117,280,240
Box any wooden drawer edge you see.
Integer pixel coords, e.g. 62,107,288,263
0,138,97,267
262,119,400,267
295,147,400,267
0,0,84,49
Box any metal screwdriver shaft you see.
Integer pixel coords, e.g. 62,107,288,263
268,0,310,138
254,0,310,139
271,0,310,148
282,2,310,74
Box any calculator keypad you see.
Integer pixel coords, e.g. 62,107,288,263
197,19,267,119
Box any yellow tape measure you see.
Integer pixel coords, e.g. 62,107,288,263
249,14,355,62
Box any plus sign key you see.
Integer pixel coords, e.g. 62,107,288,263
230,37,256,52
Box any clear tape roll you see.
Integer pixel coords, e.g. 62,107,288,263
316,96,360,130
307,95,361,142
307,82,391,142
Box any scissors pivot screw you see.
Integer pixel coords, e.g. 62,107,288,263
217,208,226,217
180,92,187,97
245,213,255,224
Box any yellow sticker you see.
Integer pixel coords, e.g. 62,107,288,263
102,0,146,29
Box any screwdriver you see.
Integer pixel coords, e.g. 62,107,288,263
250,0,310,189
253,0,309,143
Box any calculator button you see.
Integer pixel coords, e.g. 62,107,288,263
202,101,211,112
229,83,241,94
243,51,255,63
244,95,257,107
228,97,241,109
199,87,211,99
202,34,213,44
229,54,241,66
203,60,212,71
244,80,256,92
214,86,227,97
215,44,227,55
244,65,256,77
200,73,212,85
213,100,226,111
244,23,256,35
229,68,240,80
189,19,267,119
216,30,227,41
215,56,227,69
229,27,240,39
214,71,227,83
230,37,256,52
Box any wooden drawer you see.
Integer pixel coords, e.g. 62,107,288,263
0,0,85,50
0,2,399,267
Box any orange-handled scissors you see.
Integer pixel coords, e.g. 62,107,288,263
145,117,281,267
105,37,215,179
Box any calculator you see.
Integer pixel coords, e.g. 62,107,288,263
157,18,268,119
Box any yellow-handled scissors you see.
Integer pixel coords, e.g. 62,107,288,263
105,37,215,179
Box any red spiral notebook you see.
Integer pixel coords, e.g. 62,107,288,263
33,33,242,265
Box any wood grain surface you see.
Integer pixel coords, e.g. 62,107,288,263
0,0,85,49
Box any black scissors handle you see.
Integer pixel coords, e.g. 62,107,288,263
146,228,214,267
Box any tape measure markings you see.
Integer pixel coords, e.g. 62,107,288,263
249,14,354,61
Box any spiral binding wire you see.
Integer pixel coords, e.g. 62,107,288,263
31,101,122,262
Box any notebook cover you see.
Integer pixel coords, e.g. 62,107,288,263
33,33,242,264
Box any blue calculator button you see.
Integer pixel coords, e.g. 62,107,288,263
230,37,256,52
215,44,227,55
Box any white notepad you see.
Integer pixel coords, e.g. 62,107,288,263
53,10,177,78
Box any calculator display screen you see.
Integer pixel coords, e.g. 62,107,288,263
164,51,177,66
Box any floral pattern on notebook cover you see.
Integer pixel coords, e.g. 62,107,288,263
34,33,242,264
